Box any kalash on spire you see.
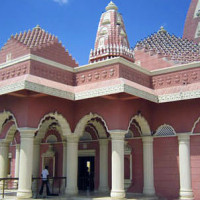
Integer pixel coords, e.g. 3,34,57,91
89,1,134,63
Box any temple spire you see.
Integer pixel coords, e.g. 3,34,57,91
183,0,200,44
89,1,134,63
106,1,118,11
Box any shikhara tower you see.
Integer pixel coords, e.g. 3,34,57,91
183,0,200,44
89,1,134,63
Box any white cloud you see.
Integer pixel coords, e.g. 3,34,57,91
53,0,68,5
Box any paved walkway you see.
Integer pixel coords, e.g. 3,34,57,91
0,190,165,200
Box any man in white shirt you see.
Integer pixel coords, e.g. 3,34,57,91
39,166,51,196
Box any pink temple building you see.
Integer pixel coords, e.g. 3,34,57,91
1,1,200,199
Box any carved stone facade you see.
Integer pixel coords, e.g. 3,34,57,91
1,1,200,200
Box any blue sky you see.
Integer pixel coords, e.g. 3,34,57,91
0,0,191,65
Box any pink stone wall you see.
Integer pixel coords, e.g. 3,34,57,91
150,99,200,133
154,137,179,199
191,135,200,199
0,39,30,64
119,64,151,88
31,42,78,67
127,139,143,193
0,95,74,129
74,98,152,131
30,60,74,85
134,49,173,71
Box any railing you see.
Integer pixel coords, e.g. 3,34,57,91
0,177,66,199
32,177,66,196
0,177,18,199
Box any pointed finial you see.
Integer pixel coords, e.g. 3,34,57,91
158,26,167,33
106,1,118,11
34,25,41,30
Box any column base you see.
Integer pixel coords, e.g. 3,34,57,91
111,189,126,199
65,187,78,195
179,190,194,200
143,187,155,196
17,189,32,199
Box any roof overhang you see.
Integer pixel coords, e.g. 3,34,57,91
1,75,200,103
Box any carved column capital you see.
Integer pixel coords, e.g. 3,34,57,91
18,127,36,138
109,130,127,140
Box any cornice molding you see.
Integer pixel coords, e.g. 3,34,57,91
24,80,74,100
0,54,73,72
29,54,73,72
1,75,200,104
0,81,25,95
158,89,200,103
0,54,31,69
74,57,150,75
124,84,157,103
151,61,200,76
75,83,124,100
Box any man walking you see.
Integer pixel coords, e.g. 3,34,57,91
39,166,51,196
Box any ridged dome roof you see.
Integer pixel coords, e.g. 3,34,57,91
136,27,200,64
11,25,58,49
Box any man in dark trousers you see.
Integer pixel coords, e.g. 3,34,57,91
39,166,51,196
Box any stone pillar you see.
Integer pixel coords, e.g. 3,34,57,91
110,130,126,199
65,135,79,195
14,144,20,178
99,139,109,192
17,128,35,199
0,142,9,179
32,139,41,196
142,136,155,196
178,134,194,200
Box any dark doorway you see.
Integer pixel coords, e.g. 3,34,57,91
78,156,95,191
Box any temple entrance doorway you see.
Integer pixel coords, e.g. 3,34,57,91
78,156,95,191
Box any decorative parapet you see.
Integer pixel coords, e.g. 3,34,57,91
152,67,200,89
75,65,118,85
0,61,29,81
89,45,134,63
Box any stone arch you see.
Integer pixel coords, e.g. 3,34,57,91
1,123,17,143
74,113,108,139
36,112,72,140
0,110,18,143
127,114,151,136
191,116,200,134
154,124,176,136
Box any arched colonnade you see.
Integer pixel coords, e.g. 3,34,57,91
0,110,199,199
